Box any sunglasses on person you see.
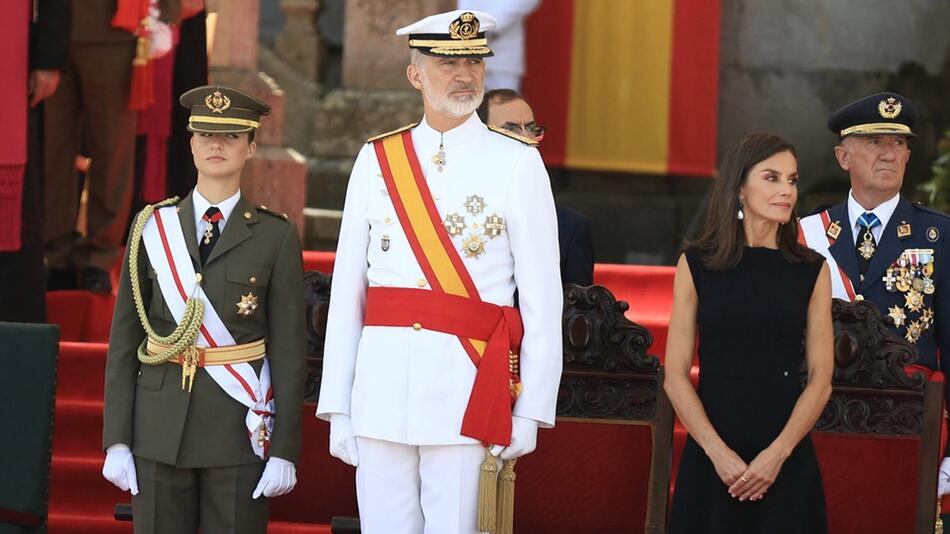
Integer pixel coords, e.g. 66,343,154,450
499,121,545,142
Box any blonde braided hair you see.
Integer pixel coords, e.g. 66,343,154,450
129,197,206,365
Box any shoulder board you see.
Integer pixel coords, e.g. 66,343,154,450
256,204,289,221
366,123,419,143
487,124,539,146
912,201,950,220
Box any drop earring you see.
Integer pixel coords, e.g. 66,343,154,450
737,199,744,220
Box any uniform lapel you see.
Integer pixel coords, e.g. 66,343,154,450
826,202,861,289
204,195,256,266
861,197,912,292
177,193,202,266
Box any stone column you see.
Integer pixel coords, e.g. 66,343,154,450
205,0,307,240
274,0,323,82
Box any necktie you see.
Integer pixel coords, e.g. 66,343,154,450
200,207,223,265
856,211,881,277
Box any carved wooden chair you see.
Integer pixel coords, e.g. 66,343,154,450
810,298,943,534
514,284,673,534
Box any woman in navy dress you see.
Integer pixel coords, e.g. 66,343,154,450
665,133,833,533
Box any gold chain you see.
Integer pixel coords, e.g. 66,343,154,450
128,198,206,366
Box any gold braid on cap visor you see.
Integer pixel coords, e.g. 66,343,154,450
188,116,261,129
840,122,913,137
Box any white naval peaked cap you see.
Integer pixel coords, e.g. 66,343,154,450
395,10,497,58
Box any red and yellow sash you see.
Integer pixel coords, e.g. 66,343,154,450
366,130,522,446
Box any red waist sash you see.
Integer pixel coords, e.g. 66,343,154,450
364,286,523,446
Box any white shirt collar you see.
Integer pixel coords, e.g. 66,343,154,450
193,187,241,233
847,189,900,233
413,112,483,149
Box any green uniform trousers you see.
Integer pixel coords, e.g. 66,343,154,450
132,457,269,534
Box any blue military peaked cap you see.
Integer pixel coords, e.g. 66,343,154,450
827,92,919,138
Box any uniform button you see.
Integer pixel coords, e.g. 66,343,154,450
412,322,422,331
417,279,427,287
195,273,203,283
783,371,789,377
855,294,864,301
249,276,257,284
384,216,392,224
244,211,252,219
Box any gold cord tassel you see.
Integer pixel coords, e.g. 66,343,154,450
937,499,943,534
495,459,517,534
477,447,498,533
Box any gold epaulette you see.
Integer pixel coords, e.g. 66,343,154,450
366,122,419,143
256,204,289,220
487,124,539,146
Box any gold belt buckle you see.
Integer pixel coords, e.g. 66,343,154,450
180,346,205,393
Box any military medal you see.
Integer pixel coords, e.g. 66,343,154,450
888,305,907,327
826,221,842,240
462,234,486,258
883,269,898,292
897,222,912,239
381,234,390,251
484,214,506,239
905,320,923,343
464,195,486,215
858,232,876,260
904,290,924,313
444,212,466,236
432,145,446,172
236,292,259,316
922,308,934,328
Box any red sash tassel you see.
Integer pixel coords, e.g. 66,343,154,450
364,287,523,446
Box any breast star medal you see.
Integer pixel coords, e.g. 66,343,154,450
237,292,258,316
858,232,876,260
905,320,923,343
904,290,924,313
483,214,506,239
462,234,486,258
464,195,486,215
888,305,907,327
444,212,466,237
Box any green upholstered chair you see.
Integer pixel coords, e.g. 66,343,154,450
0,322,60,533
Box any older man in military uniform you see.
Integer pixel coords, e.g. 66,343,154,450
316,10,563,534
101,85,307,533
798,92,949,493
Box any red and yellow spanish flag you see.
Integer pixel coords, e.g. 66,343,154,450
523,0,721,176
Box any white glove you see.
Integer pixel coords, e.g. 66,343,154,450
102,443,139,495
329,414,359,467
938,457,950,496
252,456,297,499
489,416,539,461
148,18,174,59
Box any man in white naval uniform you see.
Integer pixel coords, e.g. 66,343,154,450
315,9,563,534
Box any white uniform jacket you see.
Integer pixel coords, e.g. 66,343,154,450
316,113,563,446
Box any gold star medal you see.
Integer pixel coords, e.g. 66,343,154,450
236,292,258,316
444,212,466,236
905,320,923,343
887,305,907,327
483,214,506,239
921,308,934,328
904,290,924,313
462,234,486,258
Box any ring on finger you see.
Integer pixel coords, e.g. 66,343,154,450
739,475,749,482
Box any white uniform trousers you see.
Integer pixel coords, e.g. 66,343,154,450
355,437,487,534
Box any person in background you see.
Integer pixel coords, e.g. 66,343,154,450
477,88,594,286
0,0,70,322
665,133,832,533
43,0,180,292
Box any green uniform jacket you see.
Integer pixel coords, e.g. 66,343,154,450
102,192,307,468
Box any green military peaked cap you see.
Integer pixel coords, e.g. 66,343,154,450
179,85,271,134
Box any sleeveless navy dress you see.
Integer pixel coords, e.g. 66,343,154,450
668,247,828,534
